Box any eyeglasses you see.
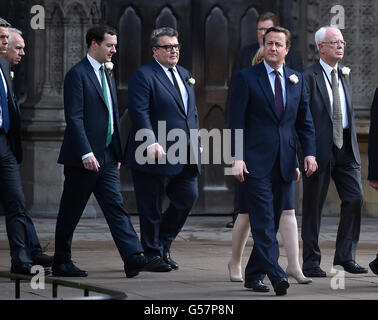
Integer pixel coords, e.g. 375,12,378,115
321,40,346,47
155,44,181,52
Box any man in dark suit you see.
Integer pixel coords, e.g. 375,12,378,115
228,26,317,295
226,11,303,228
0,18,53,275
53,25,159,278
126,27,200,272
368,88,378,276
301,26,366,277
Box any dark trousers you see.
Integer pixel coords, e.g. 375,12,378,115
131,164,198,257
54,146,143,265
0,134,42,266
301,132,363,269
243,160,289,285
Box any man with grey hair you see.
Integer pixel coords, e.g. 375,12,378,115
4,27,25,67
0,18,10,55
126,27,201,272
0,18,53,275
301,26,366,277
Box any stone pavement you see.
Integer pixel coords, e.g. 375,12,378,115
0,215,377,302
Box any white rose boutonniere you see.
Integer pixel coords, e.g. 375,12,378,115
105,61,114,76
10,71,14,80
289,74,299,84
341,66,351,78
186,77,195,85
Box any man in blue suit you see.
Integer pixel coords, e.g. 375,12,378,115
53,25,159,278
229,26,317,295
126,27,200,272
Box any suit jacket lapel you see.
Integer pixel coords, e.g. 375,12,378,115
256,63,279,121
177,66,193,115
314,62,333,119
0,61,17,114
338,66,352,122
84,58,108,108
152,60,187,116
283,67,293,119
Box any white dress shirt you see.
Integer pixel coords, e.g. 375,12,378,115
155,59,188,114
319,58,349,129
263,60,287,108
82,53,115,160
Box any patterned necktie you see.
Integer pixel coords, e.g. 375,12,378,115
168,68,185,112
100,65,112,147
331,69,343,149
274,70,284,118
0,73,10,133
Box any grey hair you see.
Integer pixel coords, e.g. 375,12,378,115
8,27,23,47
150,27,178,47
314,26,340,50
0,17,11,27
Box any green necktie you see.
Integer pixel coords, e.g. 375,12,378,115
100,65,112,147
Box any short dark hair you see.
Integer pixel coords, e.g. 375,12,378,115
263,26,291,48
150,27,179,47
257,12,280,27
0,17,11,27
86,25,117,48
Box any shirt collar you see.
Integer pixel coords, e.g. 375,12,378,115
87,53,103,71
263,60,284,77
155,59,177,73
320,58,339,75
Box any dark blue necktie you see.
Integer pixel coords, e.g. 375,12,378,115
274,70,284,118
0,73,10,133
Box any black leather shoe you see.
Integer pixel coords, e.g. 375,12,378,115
273,279,290,296
244,280,270,292
163,250,179,270
149,260,172,272
124,255,161,278
11,263,51,276
32,253,54,267
52,262,88,277
336,261,368,274
303,267,327,277
369,255,378,275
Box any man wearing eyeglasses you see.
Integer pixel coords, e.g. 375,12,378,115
301,26,366,277
126,27,200,272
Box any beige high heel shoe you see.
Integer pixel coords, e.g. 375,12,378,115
228,261,243,282
286,267,312,284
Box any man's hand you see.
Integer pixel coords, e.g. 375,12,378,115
294,167,301,182
303,156,318,177
83,154,100,172
232,160,250,182
369,180,378,191
117,162,121,170
147,143,167,159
